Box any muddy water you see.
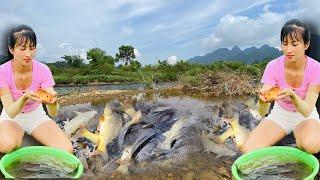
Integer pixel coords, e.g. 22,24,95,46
237,155,313,180
5,155,78,178
112,152,236,180
55,82,176,95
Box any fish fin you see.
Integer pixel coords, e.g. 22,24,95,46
131,129,156,157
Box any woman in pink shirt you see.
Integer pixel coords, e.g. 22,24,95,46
0,25,73,153
242,19,320,154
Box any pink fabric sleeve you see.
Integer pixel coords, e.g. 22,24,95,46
309,63,320,85
0,68,9,88
40,65,55,88
261,61,276,86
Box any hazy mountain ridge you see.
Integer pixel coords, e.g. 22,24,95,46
188,44,282,64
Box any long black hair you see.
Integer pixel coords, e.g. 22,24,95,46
7,24,37,60
281,19,311,46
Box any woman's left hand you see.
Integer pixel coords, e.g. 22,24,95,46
41,89,58,104
49,91,58,104
277,88,295,100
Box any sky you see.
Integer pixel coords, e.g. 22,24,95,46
0,0,319,65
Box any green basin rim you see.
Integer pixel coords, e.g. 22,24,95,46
231,146,319,180
0,146,83,179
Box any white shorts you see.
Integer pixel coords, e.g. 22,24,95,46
264,103,320,135
0,105,52,135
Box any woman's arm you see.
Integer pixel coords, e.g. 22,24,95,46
257,84,273,117
0,88,40,119
278,85,320,117
44,87,59,117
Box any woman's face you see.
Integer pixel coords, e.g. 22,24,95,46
281,36,309,62
9,40,36,66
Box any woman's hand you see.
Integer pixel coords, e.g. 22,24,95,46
47,91,58,104
277,88,295,100
35,89,58,104
22,90,41,102
258,87,272,103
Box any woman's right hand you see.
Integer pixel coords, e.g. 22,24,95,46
22,90,41,102
258,87,272,103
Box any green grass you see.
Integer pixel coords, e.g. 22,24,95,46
51,60,269,85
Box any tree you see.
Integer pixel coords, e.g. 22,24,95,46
61,55,84,68
126,60,142,71
157,60,170,68
87,48,115,74
87,48,106,66
115,45,135,65
87,48,115,67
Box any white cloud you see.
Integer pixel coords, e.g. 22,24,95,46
134,48,141,57
232,0,272,14
299,0,320,34
263,4,271,12
58,42,87,61
167,56,177,65
200,8,302,52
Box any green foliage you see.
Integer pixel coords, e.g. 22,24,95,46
50,48,270,85
138,70,155,89
87,48,115,67
122,60,142,71
47,61,69,68
61,55,84,68
157,60,170,68
87,48,105,66
54,74,138,84
115,45,135,65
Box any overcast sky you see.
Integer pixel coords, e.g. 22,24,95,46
0,0,319,65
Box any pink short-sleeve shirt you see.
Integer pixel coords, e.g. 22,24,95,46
0,60,55,113
261,55,320,112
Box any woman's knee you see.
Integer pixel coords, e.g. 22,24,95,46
298,138,320,154
294,119,320,154
0,121,24,153
0,135,20,153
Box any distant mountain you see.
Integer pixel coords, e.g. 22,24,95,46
188,44,282,64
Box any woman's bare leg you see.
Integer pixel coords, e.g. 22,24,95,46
31,120,73,153
241,119,286,153
0,120,24,153
294,119,320,154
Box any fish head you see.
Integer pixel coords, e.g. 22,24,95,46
104,100,125,115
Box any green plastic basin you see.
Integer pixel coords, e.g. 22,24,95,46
232,146,319,180
0,146,83,179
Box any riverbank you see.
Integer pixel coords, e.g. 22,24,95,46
58,85,184,106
